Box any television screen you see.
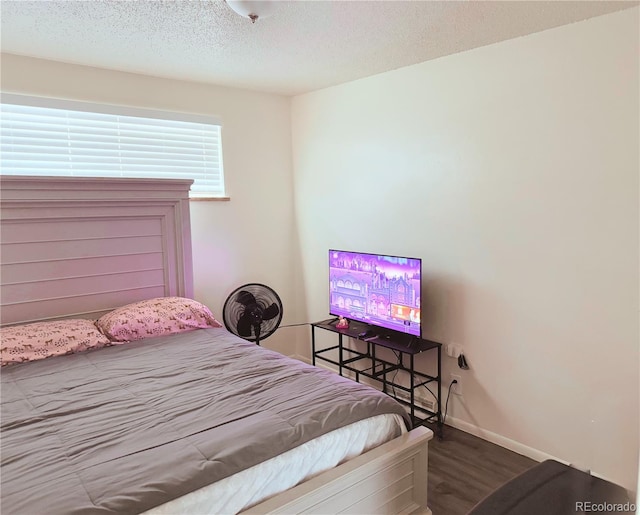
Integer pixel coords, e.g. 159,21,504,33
329,249,422,338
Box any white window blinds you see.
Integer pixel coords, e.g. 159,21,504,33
0,95,225,198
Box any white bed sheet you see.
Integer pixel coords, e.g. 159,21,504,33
144,413,407,515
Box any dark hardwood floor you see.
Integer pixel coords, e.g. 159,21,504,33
425,423,538,515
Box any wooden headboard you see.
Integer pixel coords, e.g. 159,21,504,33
0,176,193,326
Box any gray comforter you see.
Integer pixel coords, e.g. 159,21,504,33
1,328,410,514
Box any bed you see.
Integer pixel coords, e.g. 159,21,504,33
0,175,433,514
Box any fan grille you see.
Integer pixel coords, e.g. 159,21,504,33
222,283,283,343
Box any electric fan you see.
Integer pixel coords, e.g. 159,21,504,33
222,283,283,345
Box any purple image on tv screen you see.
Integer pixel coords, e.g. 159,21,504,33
328,250,422,337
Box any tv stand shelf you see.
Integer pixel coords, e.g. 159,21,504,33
311,319,443,436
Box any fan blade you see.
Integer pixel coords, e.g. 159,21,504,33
262,303,280,321
236,313,253,337
236,291,257,306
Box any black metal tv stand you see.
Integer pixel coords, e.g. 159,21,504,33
311,319,443,437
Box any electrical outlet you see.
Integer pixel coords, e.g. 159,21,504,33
450,374,462,395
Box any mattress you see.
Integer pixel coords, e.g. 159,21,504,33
146,413,407,514
1,327,410,514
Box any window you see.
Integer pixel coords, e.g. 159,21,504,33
0,94,225,198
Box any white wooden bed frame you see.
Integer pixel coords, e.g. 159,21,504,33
0,175,433,514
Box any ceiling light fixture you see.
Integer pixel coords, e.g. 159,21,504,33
225,0,278,24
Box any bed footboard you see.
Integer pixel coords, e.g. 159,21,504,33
243,426,433,515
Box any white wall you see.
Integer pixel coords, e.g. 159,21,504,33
0,53,303,356
291,8,639,492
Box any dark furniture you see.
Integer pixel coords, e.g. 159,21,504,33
311,318,442,436
468,459,633,515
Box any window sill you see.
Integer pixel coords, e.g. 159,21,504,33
189,196,231,201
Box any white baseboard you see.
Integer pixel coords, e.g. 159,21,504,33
443,415,561,464
442,416,627,490
290,353,312,365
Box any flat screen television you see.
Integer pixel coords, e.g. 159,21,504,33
329,249,422,338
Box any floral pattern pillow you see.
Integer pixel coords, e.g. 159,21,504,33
0,319,112,366
96,297,222,342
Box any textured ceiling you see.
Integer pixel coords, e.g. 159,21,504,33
1,0,636,96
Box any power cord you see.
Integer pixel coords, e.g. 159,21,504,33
421,384,438,404
385,348,440,408
388,351,439,410
443,379,457,426
388,349,401,399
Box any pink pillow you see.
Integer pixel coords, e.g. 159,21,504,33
96,296,222,342
0,319,112,366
